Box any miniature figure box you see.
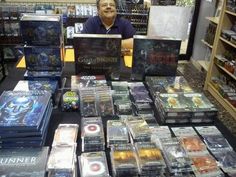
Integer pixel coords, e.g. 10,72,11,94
24,45,64,71
20,13,63,46
73,34,121,80
132,35,181,80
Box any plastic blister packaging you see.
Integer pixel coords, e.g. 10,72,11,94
110,144,139,177
107,120,129,147
53,124,79,146
79,151,110,177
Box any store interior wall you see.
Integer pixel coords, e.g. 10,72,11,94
192,0,216,61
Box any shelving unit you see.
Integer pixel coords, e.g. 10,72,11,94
205,16,219,24
204,0,236,118
201,39,213,48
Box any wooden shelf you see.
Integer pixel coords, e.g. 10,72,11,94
225,10,236,17
220,37,236,48
208,83,236,119
216,63,236,80
201,39,213,48
205,0,236,119
205,16,219,24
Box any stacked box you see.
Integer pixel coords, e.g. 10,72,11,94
20,13,64,88
79,151,110,177
13,80,58,105
81,117,105,152
110,144,139,177
0,91,52,148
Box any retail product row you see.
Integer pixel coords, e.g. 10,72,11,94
0,70,236,176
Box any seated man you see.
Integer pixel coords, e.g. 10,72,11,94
81,0,136,49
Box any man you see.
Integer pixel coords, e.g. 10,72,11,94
81,0,136,49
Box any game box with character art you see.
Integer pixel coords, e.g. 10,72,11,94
20,14,63,46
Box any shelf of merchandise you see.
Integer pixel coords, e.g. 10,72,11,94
205,16,219,24
216,63,236,80
201,39,213,48
204,0,236,119
220,37,236,48
208,83,236,118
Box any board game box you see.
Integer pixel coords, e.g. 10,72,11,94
20,13,63,46
0,146,49,177
73,34,121,80
0,91,51,131
24,45,64,71
132,35,181,80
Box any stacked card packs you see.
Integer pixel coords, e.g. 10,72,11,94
110,144,139,177
161,138,192,174
135,142,166,176
47,145,77,177
155,93,192,123
48,124,79,177
81,117,105,152
183,93,218,123
107,120,129,147
52,124,79,146
14,80,58,104
79,151,110,177
195,126,236,175
145,76,193,98
112,81,133,115
125,117,151,143
0,90,52,148
80,88,98,117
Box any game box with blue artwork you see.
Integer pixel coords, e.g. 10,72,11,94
20,14,63,46
0,91,51,131
24,45,64,71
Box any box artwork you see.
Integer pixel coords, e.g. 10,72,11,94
20,14,63,46
0,147,49,177
0,91,51,131
132,35,181,79
24,45,64,71
73,34,121,79
14,80,58,95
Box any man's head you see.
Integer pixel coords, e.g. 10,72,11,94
97,0,117,24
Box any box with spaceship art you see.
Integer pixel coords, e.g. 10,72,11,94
24,45,64,71
20,13,63,46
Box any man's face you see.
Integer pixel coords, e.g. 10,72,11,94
98,0,117,20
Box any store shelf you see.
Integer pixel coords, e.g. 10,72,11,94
201,39,213,48
205,16,219,24
225,10,236,17
216,63,236,80
204,0,236,119
220,37,236,48
208,83,236,119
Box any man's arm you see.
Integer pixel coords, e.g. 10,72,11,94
121,38,133,50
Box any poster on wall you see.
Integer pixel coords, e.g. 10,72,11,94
148,6,192,40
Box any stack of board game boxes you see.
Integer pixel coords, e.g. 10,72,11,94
20,13,64,88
